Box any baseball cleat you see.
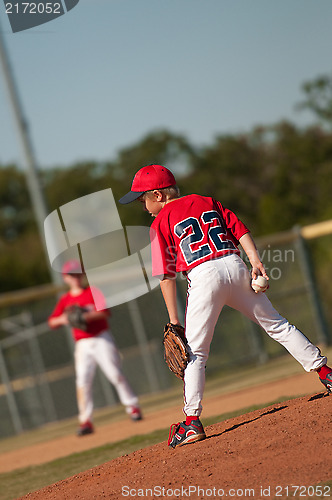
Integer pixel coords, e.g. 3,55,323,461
77,421,94,436
129,406,143,421
319,372,332,394
168,420,206,448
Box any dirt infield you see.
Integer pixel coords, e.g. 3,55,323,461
21,392,331,500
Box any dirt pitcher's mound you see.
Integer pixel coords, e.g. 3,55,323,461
23,393,331,500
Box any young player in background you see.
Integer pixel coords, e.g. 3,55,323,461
48,260,142,436
119,164,332,448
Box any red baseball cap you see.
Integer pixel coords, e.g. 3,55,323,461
62,259,83,275
119,164,176,204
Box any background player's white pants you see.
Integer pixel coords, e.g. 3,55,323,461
74,330,138,423
183,254,327,417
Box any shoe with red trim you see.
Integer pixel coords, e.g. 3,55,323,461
168,419,206,448
319,371,332,394
77,421,94,436
129,406,143,421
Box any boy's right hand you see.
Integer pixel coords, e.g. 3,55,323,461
251,262,269,281
48,313,69,329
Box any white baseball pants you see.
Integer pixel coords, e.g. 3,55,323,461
183,254,326,416
74,330,138,423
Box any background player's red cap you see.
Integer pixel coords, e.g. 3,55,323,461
119,164,176,204
62,259,83,275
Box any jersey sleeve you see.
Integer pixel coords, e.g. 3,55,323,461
48,295,67,327
150,224,177,278
214,200,250,243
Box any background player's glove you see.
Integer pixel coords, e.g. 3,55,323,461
163,323,189,380
66,305,88,331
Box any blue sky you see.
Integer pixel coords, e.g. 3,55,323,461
0,0,332,169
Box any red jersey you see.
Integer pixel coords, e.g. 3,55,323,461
48,286,110,342
151,194,249,278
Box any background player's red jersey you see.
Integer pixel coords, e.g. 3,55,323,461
48,287,110,341
151,194,249,278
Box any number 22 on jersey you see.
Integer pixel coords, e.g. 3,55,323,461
174,210,236,265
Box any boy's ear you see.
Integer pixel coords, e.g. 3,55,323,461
153,190,164,201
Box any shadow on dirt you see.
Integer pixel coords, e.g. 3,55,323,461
207,405,288,440
308,391,329,401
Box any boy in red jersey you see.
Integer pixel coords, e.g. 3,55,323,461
119,164,332,448
48,260,142,436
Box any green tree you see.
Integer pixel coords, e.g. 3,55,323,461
255,121,332,232
112,129,197,227
112,129,195,179
0,232,49,292
187,130,268,228
43,161,116,211
296,74,332,127
186,121,332,235
0,165,34,241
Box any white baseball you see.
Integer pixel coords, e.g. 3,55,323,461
251,275,268,292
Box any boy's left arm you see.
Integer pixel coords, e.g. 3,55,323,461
159,275,181,325
48,298,69,329
239,233,269,280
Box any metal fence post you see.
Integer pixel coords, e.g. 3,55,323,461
0,345,23,434
294,226,331,345
22,311,58,422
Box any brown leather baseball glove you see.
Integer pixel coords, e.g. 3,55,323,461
163,323,189,380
